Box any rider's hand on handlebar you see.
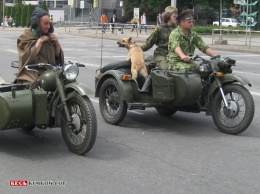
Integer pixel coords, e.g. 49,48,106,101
181,55,191,62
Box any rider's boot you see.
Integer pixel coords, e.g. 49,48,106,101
140,74,152,93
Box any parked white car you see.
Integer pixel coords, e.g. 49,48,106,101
213,18,239,27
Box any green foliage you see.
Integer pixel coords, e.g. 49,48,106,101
14,3,22,27
193,25,245,34
26,4,33,27
41,1,48,12
21,4,28,27
5,7,11,17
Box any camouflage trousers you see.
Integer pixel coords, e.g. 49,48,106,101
154,56,168,70
168,61,197,70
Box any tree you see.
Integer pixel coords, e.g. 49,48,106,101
21,4,28,27
14,3,22,27
26,4,34,27
41,1,48,12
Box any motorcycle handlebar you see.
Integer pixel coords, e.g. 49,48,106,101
25,63,53,70
68,61,86,68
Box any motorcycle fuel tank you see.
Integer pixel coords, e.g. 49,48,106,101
38,70,56,92
0,88,33,130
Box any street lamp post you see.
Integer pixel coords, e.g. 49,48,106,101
2,0,5,29
87,0,93,24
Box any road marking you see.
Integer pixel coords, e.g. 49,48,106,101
250,91,260,96
236,61,260,65
233,70,260,76
6,49,18,53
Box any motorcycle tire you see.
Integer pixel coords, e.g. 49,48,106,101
155,106,177,116
212,84,255,135
61,93,97,155
99,78,127,125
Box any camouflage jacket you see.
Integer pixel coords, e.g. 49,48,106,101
141,23,176,60
167,26,209,70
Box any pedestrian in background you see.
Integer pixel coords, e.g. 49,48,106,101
4,16,8,27
157,12,162,26
8,16,13,27
140,12,147,33
100,12,108,33
50,15,53,24
120,15,126,34
111,13,117,34
131,17,138,32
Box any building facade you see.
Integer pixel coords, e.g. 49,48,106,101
42,0,124,23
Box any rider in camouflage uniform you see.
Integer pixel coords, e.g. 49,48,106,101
141,6,178,70
167,10,217,70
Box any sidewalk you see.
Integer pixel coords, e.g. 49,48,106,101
56,26,260,55
1,26,260,54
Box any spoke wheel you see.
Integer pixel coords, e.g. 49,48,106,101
212,84,254,135
61,93,97,155
99,78,127,125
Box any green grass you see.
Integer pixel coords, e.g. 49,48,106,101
193,25,248,34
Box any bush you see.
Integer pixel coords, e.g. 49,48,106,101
193,25,245,34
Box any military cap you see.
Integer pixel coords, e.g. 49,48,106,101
30,8,53,35
165,6,178,15
176,9,193,22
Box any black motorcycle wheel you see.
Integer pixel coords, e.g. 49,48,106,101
99,78,127,125
155,106,177,116
212,84,254,135
61,93,97,155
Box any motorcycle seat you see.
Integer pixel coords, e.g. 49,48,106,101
99,60,131,73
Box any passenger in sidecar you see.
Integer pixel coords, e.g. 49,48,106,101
95,58,202,125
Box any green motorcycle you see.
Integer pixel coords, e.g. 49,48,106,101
95,55,255,135
0,62,97,155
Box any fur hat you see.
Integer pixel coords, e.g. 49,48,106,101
30,8,53,35
176,9,193,22
165,6,178,15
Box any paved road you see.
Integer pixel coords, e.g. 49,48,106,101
0,30,260,194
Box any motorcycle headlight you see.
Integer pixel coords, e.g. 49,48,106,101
199,62,211,79
63,64,79,81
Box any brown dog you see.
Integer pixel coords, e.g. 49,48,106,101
117,37,148,81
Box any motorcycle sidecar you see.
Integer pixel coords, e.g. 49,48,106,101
0,83,48,130
95,61,202,125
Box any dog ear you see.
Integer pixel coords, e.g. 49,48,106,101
128,37,132,41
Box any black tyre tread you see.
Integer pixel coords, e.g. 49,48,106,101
99,78,127,125
212,84,254,135
61,93,97,155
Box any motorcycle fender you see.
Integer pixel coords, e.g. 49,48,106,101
65,82,94,96
95,70,133,102
208,74,252,96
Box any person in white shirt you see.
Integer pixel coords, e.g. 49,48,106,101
140,12,147,33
